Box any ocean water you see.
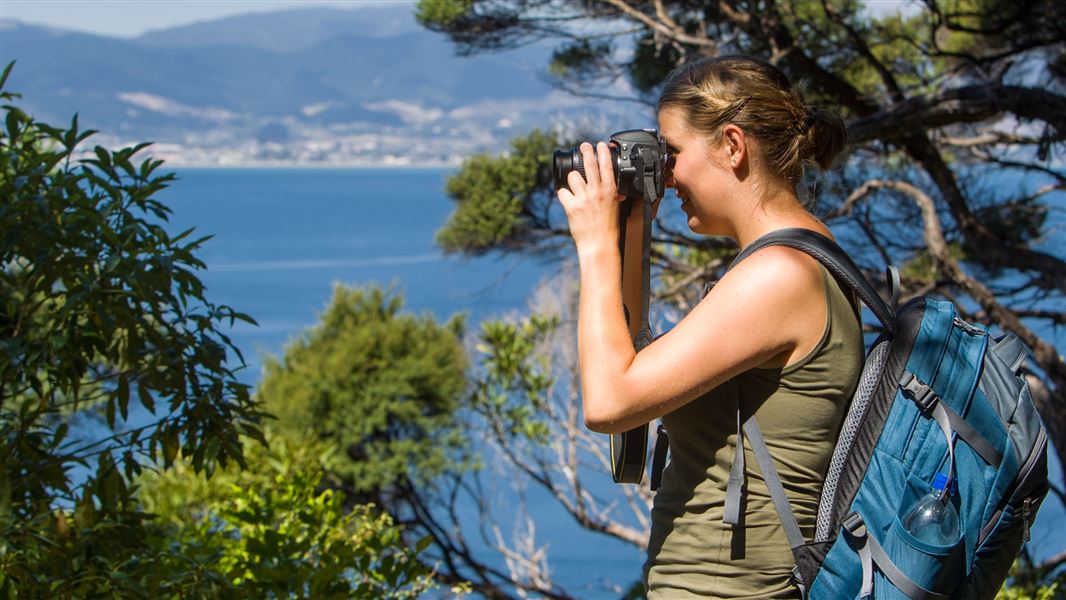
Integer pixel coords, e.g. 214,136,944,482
159,167,550,380
156,167,1064,597
159,167,645,597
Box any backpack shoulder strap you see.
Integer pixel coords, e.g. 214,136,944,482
731,228,897,336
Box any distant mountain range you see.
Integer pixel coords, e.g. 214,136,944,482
0,6,645,166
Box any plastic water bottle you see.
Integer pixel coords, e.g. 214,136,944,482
901,473,959,545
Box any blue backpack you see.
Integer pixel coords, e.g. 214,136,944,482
721,229,1050,599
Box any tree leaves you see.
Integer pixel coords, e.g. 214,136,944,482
436,129,560,254
0,63,265,595
136,430,438,598
256,285,470,494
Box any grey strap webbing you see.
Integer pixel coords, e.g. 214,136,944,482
842,513,951,600
742,416,807,551
724,407,745,525
991,333,1027,374
899,372,1002,468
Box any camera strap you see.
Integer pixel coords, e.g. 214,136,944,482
636,170,657,348
610,170,661,484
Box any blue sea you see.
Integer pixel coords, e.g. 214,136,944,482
159,167,644,597
159,167,550,379
157,167,1064,597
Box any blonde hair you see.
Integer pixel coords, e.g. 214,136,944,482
658,56,847,186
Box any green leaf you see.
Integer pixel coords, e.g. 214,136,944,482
53,422,69,446
117,376,130,422
137,383,156,414
0,469,10,518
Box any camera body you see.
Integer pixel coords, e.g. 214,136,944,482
552,129,666,200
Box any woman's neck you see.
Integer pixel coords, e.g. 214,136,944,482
732,186,821,248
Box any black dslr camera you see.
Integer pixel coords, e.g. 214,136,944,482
552,129,666,200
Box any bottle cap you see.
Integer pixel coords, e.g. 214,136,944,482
932,473,957,495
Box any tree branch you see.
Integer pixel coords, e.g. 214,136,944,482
847,84,1066,144
598,0,719,52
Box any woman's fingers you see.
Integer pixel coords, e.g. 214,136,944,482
560,141,618,207
566,168,586,197
556,141,621,248
556,185,574,204
579,143,599,191
597,141,616,191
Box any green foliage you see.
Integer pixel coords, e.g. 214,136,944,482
415,0,473,28
974,199,1048,247
550,40,615,82
256,284,470,493
995,582,1059,600
621,579,648,600
473,315,558,443
0,62,263,596
657,242,736,292
993,556,1066,599
436,129,559,254
899,243,968,284
138,430,437,599
995,559,1062,600
628,34,681,95
778,0,937,101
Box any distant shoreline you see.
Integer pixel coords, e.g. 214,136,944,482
163,162,460,171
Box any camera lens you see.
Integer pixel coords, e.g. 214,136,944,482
552,148,584,191
551,130,664,198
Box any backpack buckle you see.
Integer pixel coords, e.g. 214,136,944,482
842,512,866,537
899,372,939,414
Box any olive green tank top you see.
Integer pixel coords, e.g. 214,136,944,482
644,266,863,599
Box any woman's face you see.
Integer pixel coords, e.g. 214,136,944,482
658,106,734,236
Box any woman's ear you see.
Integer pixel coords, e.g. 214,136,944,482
721,124,747,168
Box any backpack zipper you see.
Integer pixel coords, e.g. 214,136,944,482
977,428,1047,546
1022,498,1033,543
953,316,986,336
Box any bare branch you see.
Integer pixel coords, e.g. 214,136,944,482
970,149,1066,185
1036,549,1066,574
655,256,727,301
597,0,719,52
940,132,1056,147
847,85,1066,144
1006,309,1066,325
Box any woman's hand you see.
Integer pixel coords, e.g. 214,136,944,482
556,142,623,253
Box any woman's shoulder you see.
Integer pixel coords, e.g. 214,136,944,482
717,242,825,299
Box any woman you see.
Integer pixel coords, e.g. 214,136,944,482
555,56,864,598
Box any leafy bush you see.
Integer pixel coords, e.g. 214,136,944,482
0,60,263,596
138,431,437,599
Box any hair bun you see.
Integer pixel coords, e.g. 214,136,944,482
804,107,847,170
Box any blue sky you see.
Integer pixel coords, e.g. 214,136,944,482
0,0,414,37
2,0,915,38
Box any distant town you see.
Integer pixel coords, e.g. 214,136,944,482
82,118,520,169
4,10,650,169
